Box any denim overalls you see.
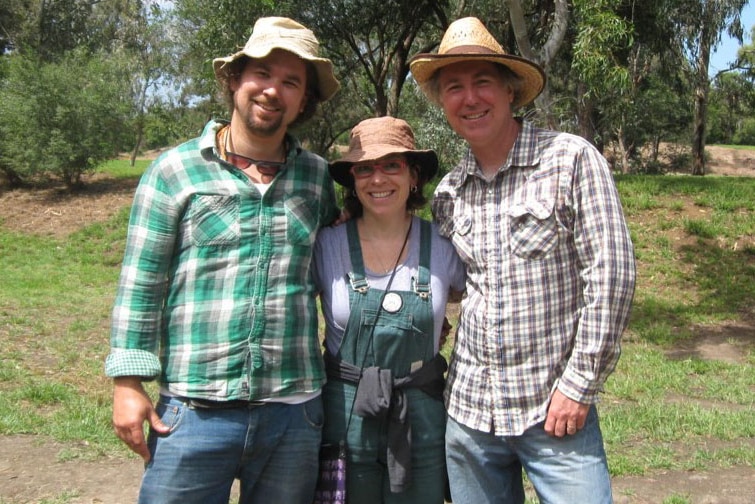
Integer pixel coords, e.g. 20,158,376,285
322,218,447,503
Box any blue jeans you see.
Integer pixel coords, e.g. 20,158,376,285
138,395,323,504
446,406,612,504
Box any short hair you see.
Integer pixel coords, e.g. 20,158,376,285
426,62,524,108
340,160,429,219
217,55,322,126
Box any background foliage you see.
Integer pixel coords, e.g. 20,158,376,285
0,0,754,188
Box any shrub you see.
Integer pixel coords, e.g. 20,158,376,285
0,50,132,189
733,118,755,146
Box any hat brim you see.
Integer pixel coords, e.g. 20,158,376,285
329,150,439,188
213,48,340,102
410,53,546,108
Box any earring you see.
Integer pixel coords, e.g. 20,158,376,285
352,190,357,197
411,185,418,193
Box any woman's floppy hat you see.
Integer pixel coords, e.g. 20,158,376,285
330,117,438,187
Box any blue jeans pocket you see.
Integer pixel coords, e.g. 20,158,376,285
301,395,325,429
154,395,185,434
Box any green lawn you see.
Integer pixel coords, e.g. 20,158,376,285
0,164,753,504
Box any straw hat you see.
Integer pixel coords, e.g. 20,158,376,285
409,17,545,108
329,117,438,188
213,17,340,101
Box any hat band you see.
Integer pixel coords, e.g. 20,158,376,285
444,45,500,56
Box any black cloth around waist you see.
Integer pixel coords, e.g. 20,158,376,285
323,351,448,493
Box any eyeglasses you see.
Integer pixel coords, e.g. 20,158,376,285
225,150,286,177
350,158,407,179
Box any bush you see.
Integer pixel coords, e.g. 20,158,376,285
733,118,755,146
0,50,132,189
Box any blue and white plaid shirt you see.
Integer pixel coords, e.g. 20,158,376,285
433,120,636,436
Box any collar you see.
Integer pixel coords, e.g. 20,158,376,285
453,118,541,189
200,120,303,164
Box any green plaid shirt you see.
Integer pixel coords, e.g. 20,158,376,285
106,120,339,401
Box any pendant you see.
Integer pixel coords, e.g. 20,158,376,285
382,292,403,313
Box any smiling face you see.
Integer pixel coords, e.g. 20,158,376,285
437,60,516,153
352,155,418,219
230,49,309,138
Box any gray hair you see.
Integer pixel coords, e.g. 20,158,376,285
424,62,524,109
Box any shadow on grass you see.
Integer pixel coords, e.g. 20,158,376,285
629,229,755,347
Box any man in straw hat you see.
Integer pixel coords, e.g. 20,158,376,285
410,17,636,503
106,17,340,503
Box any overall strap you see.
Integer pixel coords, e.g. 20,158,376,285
413,219,432,299
346,219,369,294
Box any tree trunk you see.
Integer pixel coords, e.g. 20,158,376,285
692,9,713,176
651,136,660,163
387,40,411,117
130,126,143,167
615,125,632,174
576,81,598,146
506,0,568,124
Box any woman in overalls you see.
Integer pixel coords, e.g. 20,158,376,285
313,116,466,503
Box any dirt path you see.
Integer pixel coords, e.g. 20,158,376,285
1,435,141,504
2,434,754,503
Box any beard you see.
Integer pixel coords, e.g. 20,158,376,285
236,97,287,138
244,112,283,137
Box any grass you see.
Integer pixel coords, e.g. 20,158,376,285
604,174,755,490
1,164,754,502
97,159,152,179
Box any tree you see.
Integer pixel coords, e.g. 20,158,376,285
734,25,755,75
708,71,755,144
124,3,181,165
0,0,32,54
675,0,746,175
0,50,132,189
0,0,151,60
505,0,569,127
299,0,448,117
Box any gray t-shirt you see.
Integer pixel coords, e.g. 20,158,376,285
313,216,466,356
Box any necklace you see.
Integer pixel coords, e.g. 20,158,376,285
360,217,413,274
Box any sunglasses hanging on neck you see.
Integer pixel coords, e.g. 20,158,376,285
223,127,286,177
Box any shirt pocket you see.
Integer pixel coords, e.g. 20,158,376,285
450,213,475,265
285,195,318,245
189,194,240,246
507,197,559,260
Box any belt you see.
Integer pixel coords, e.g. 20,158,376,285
182,397,267,410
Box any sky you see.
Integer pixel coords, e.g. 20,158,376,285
709,1,755,75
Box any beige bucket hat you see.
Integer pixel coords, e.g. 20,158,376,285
409,17,545,108
329,117,438,188
213,17,340,101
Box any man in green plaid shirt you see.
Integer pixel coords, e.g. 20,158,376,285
105,17,340,504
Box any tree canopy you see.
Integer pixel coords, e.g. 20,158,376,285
1,0,753,188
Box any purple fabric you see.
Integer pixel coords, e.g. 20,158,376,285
313,443,347,504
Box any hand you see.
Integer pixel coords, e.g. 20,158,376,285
439,316,453,349
112,377,170,461
543,388,589,438
330,208,351,226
